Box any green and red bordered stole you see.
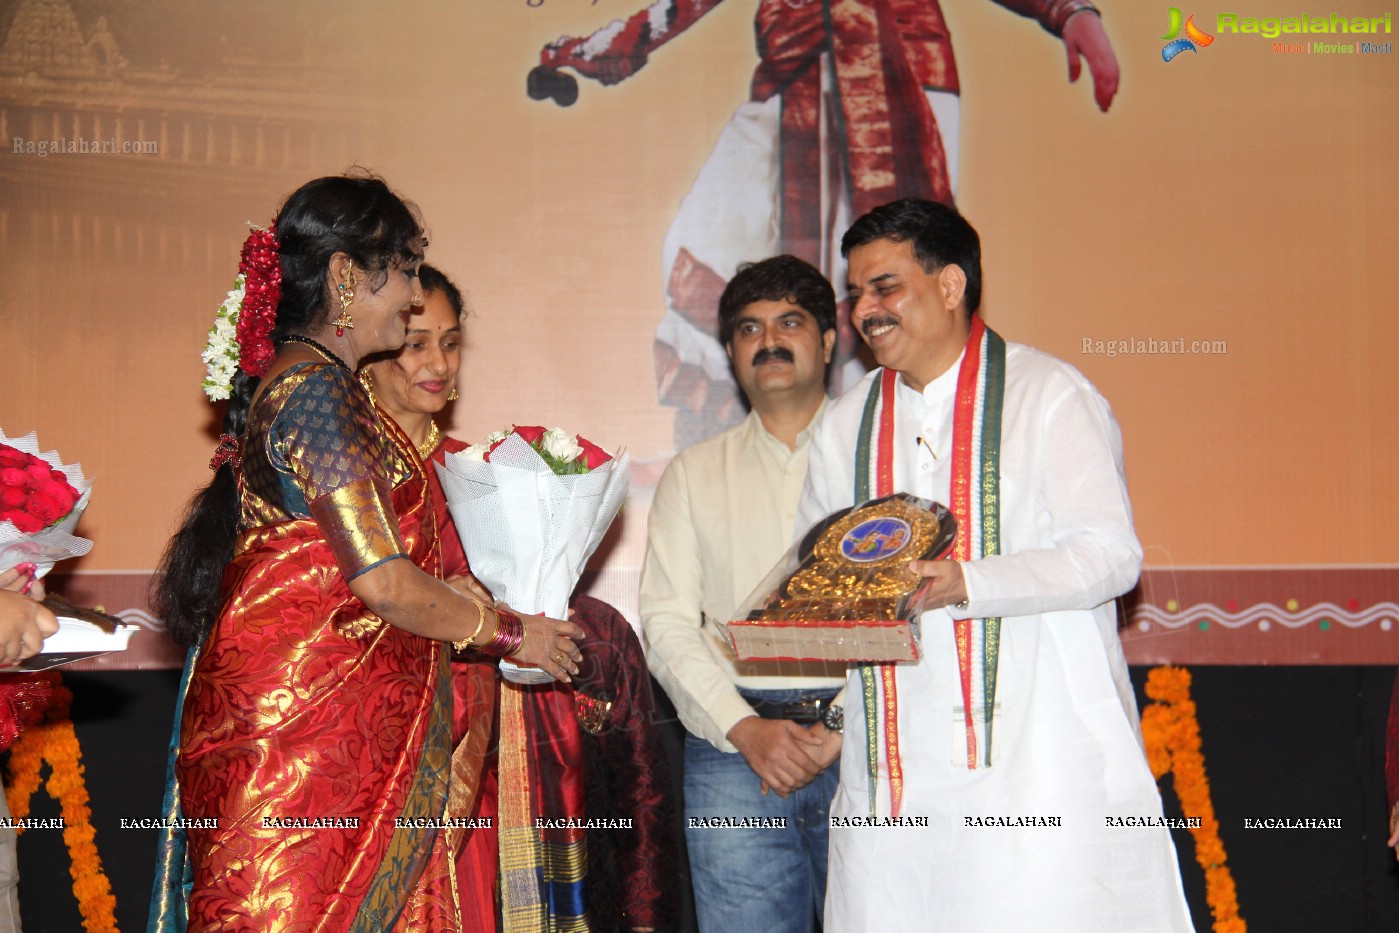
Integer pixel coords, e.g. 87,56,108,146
852,315,1005,818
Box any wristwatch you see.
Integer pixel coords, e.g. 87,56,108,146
823,703,844,734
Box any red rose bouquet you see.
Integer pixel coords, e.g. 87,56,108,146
436,425,628,683
0,430,93,580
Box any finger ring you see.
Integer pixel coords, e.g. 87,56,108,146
553,653,567,666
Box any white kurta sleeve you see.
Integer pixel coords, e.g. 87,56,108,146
955,367,1142,620
794,408,855,547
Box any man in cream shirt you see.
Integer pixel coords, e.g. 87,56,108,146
641,255,846,933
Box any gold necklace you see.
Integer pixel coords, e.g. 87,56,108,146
416,420,442,461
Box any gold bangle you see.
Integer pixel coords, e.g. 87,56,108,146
451,599,490,652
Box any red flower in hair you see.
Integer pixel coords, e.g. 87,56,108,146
235,224,282,378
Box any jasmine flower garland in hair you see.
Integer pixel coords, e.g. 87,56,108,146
200,275,246,401
197,223,281,402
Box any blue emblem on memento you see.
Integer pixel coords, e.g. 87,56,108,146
840,517,913,563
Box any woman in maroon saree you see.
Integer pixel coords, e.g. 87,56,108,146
361,264,678,932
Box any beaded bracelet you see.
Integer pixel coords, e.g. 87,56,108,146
450,599,489,653
475,609,525,659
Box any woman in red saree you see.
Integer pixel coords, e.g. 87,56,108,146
361,265,678,932
149,176,583,932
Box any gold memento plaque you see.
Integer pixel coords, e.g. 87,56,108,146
727,494,956,663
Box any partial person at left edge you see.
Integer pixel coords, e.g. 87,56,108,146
1387,671,1399,860
145,173,583,933
0,568,59,933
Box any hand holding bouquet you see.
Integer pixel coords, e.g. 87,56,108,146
436,425,628,683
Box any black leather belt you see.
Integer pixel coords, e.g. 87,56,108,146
746,694,834,725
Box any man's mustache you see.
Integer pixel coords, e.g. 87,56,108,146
861,317,898,338
752,346,795,366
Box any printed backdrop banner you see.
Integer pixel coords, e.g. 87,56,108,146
0,0,1394,668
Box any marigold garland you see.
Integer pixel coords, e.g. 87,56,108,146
1142,665,1245,933
3,677,119,933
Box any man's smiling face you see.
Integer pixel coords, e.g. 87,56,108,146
846,237,970,392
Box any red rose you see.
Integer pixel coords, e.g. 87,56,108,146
0,488,25,509
0,467,28,490
25,490,68,525
32,479,75,516
23,462,50,483
576,436,612,470
0,449,27,468
1,510,42,534
512,425,547,445
39,472,78,500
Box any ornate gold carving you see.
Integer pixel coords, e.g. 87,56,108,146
752,494,955,623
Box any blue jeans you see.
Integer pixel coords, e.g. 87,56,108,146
684,688,840,933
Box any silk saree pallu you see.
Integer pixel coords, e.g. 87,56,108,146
152,398,461,932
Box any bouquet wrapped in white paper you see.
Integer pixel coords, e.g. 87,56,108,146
0,429,93,580
435,425,629,683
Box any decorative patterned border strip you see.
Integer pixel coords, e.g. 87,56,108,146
1120,566,1399,664
1130,602,1397,632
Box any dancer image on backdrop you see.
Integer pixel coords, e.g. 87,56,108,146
146,175,583,932
640,255,844,933
361,265,679,933
533,0,1119,446
799,199,1192,930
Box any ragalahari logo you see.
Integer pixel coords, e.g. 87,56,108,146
1161,7,1216,60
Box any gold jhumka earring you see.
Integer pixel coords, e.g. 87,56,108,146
332,261,357,336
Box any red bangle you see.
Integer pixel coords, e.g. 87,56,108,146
477,609,525,658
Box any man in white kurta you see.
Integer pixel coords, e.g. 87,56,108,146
798,199,1193,931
